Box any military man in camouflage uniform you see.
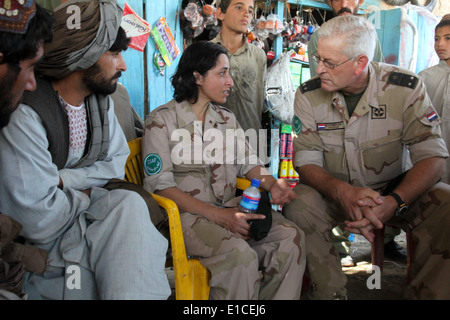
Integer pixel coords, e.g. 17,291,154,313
283,15,450,300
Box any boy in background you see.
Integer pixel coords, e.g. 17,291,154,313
211,0,267,140
419,15,450,184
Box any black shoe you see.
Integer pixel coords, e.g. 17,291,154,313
384,240,407,262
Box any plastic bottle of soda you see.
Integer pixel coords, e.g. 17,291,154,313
238,179,261,214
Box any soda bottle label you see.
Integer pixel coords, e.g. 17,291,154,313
240,193,260,211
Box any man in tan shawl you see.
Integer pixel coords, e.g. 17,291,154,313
0,0,171,300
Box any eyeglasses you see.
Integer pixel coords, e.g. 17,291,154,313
312,53,357,69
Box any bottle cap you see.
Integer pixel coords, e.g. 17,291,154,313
251,179,261,188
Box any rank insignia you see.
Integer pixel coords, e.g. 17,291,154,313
371,105,386,119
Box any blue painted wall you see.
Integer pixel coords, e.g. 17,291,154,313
369,7,439,74
117,0,183,119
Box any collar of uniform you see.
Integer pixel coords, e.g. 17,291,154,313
361,62,383,110
207,103,228,126
175,100,199,129
175,100,226,129
330,64,379,118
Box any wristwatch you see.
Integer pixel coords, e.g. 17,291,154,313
389,192,409,217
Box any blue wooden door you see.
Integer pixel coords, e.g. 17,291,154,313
369,7,439,74
117,0,183,119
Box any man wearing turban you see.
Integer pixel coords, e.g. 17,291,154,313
0,0,171,300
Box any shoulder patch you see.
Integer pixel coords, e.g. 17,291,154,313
387,72,418,89
300,77,321,94
144,153,163,176
292,115,302,134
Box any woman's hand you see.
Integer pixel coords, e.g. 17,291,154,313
215,207,266,240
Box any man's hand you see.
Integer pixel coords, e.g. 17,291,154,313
334,184,385,243
345,194,398,242
335,183,384,225
269,178,298,206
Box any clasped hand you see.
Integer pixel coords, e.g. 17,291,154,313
337,185,393,243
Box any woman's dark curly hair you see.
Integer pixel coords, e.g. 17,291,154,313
171,41,228,104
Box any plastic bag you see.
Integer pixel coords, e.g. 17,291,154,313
254,16,270,40
264,50,296,124
265,14,284,35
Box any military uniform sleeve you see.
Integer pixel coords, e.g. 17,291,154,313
234,119,264,178
402,78,449,163
292,88,324,169
142,110,177,194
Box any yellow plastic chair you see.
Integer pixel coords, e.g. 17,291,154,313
236,177,252,191
125,137,211,300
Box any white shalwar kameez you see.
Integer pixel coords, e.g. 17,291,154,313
0,98,171,300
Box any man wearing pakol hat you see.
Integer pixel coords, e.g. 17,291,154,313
0,0,53,300
0,0,171,300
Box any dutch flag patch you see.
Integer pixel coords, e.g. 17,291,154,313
427,111,438,122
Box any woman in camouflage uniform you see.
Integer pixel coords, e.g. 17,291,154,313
142,41,306,300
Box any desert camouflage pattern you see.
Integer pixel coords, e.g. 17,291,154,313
143,99,306,299
181,210,305,300
284,62,450,299
292,62,448,188
142,99,262,204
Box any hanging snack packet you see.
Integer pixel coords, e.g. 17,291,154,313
151,17,180,67
121,2,152,52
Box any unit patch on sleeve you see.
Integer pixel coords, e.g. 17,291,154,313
292,115,302,134
144,153,163,176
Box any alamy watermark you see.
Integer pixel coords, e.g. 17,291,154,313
66,265,81,290
366,265,382,290
170,123,274,166
66,5,81,30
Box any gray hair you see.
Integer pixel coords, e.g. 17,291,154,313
317,15,377,62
